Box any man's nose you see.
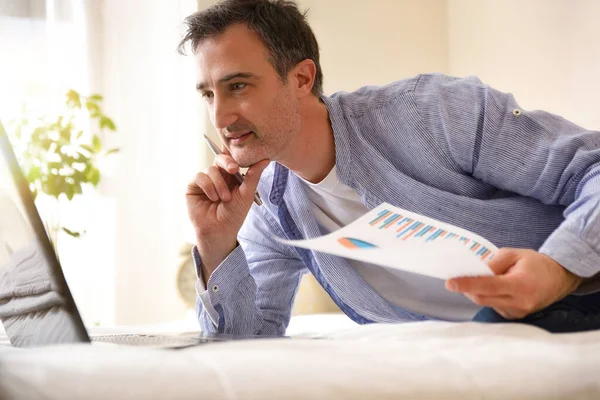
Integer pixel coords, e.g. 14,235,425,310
211,96,237,131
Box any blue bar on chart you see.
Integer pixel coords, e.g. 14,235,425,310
368,209,493,260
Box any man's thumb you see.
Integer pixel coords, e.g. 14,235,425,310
238,159,270,201
486,247,519,275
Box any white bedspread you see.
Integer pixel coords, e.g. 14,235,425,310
1,317,600,399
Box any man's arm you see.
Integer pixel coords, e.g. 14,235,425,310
194,206,308,335
413,74,600,278
412,74,600,317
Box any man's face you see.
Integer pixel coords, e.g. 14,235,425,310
195,24,302,167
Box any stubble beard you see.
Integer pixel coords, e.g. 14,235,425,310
229,133,270,168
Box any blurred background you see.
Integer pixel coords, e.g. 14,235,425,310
0,0,598,327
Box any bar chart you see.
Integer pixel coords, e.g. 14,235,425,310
364,209,494,261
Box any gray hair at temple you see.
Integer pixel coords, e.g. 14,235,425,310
177,0,324,97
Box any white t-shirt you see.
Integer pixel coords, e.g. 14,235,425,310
301,166,480,321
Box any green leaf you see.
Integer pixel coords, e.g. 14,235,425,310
88,94,103,102
26,165,41,182
41,179,61,199
99,116,116,131
86,166,101,186
92,135,102,152
82,162,93,175
39,139,54,151
71,169,86,182
85,101,100,114
59,126,71,141
105,148,120,155
62,227,82,238
80,144,94,154
74,153,91,165
58,174,70,188
73,182,83,194
66,90,81,109
65,184,75,200
48,162,63,171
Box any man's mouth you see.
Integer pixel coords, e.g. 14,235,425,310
228,131,253,145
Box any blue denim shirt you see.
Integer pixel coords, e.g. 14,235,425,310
193,74,600,335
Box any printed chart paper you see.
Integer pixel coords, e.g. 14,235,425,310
278,203,498,280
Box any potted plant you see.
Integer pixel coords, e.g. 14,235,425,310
7,89,119,259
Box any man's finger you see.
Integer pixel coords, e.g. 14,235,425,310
192,172,219,202
214,154,239,174
446,275,513,296
464,292,513,308
487,247,520,275
238,159,270,202
206,165,232,201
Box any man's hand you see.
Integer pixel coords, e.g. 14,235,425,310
445,248,583,320
186,150,270,280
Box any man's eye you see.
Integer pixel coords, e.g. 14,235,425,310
201,92,214,100
231,82,247,91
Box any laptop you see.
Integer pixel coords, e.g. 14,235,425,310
0,121,278,348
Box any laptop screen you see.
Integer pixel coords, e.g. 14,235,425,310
0,137,36,268
0,122,89,347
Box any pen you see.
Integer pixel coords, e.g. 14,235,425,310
203,134,263,206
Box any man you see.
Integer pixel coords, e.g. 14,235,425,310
180,0,600,335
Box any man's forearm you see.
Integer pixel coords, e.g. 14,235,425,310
192,245,293,336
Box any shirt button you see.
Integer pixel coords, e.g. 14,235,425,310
512,108,522,116
212,285,219,293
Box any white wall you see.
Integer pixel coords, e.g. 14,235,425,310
447,0,600,129
98,0,202,325
298,0,449,94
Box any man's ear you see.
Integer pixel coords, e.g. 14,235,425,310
290,59,317,98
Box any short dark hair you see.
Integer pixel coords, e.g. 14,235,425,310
178,0,323,97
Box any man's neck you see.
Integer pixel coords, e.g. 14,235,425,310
278,96,335,184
